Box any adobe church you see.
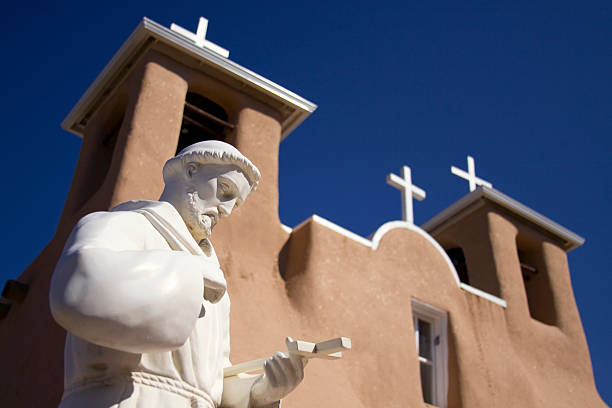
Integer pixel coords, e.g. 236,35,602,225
0,17,605,407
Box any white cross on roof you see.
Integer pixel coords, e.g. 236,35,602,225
387,165,426,225
451,155,492,192
170,17,230,58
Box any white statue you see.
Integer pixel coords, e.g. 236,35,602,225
49,141,304,408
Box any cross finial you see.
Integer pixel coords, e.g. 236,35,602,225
387,166,426,225
170,17,230,58
451,155,492,192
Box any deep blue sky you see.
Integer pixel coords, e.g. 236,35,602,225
2,0,610,403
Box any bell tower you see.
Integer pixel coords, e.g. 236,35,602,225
60,16,315,225
0,17,316,407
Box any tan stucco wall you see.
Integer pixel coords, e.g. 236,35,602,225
0,44,605,408
239,210,604,408
427,204,604,407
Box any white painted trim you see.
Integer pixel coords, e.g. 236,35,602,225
412,298,449,408
280,224,293,234
289,215,507,307
61,17,317,140
459,283,507,308
422,186,585,251
370,221,461,286
311,215,373,248
291,216,313,233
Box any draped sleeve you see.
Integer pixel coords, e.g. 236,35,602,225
50,211,205,354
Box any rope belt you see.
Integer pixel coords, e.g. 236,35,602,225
63,371,215,408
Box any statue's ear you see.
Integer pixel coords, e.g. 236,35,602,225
186,162,198,179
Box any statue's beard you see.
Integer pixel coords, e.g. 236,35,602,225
184,191,216,243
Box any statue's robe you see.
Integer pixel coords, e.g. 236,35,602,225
50,200,231,408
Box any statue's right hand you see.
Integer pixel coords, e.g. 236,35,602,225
203,277,226,303
200,263,227,304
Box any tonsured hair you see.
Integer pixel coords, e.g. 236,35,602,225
163,147,261,191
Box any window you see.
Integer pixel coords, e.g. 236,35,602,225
176,92,234,154
445,247,469,285
412,299,448,407
519,254,538,282
516,235,557,326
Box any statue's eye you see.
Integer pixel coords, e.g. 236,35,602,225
218,179,236,199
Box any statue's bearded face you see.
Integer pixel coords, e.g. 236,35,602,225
179,163,251,243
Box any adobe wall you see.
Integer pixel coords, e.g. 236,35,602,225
432,203,598,383
249,213,605,407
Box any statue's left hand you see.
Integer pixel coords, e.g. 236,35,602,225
249,342,306,406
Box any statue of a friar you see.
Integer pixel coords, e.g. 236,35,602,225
50,141,304,408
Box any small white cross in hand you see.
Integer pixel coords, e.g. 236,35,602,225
250,337,307,406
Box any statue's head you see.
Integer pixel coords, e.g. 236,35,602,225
160,141,261,243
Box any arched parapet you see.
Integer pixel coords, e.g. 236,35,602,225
283,215,507,308
371,220,507,307
370,221,460,285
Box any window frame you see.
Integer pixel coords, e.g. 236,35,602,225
412,298,449,408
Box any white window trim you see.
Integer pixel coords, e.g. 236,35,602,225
412,298,448,408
